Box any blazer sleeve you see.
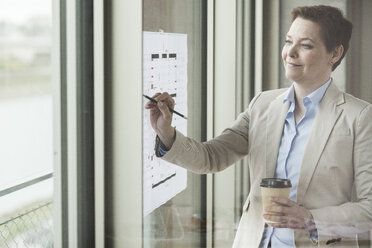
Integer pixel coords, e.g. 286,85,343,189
310,104,372,240
161,93,261,174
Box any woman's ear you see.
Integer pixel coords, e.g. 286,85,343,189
331,45,344,64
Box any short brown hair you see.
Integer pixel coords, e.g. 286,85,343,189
291,5,353,71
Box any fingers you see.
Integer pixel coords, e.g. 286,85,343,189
145,92,175,109
270,197,296,207
263,198,313,230
264,215,307,229
154,92,175,109
144,92,175,121
267,198,313,221
144,93,161,109
266,205,291,215
265,198,297,217
151,92,162,98
157,101,172,120
268,221,306,229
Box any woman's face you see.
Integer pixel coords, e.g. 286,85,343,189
282,17,334,85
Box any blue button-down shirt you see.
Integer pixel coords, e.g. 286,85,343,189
259,79,331,248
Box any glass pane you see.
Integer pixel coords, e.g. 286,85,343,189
278,1,371,245
143,1,207,247
0,0,53,246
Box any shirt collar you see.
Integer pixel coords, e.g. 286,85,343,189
283,78,332,106
283,85,295,104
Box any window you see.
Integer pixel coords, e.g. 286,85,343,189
142,1,207,247
0,0,53,246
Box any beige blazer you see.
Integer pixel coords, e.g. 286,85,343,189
162,82,372,247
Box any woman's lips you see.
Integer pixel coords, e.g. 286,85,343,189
287,61,301,67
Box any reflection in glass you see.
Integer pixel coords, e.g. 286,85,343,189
143,1,207,247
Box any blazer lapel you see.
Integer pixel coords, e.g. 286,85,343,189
296,82,345,204
265,92,290,178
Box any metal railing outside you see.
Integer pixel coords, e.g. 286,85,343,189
0,174,53,248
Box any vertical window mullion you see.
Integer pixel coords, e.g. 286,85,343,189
76,0,95,246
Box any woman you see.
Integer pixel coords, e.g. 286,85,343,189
145,5,372,247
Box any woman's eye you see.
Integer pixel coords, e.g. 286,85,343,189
285,40,292,44
302,44,313,49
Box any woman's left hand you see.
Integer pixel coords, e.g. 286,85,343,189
263,197,315,230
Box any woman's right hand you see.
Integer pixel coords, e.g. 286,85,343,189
145,92,175,149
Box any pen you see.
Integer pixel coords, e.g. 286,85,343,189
143,94,188,119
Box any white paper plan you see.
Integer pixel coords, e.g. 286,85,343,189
142,31,187,217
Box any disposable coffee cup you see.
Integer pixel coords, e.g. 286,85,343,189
260,178,291,223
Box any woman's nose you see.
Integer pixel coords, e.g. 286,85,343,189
287,45,298,58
